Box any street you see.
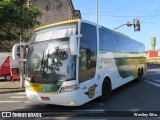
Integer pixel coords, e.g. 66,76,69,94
0,64,160,120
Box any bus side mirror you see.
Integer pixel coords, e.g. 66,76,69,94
12,43,29,60
69,36,78,56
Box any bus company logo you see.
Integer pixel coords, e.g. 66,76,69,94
85,84,97,98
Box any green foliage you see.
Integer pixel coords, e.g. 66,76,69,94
0,0,42,42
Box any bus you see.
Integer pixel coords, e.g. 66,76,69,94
12,19,146,106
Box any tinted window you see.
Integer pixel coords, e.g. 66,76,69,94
133,41,140,52
79,23,97,83
139,43,145,52
113,34,124,52
99,28,114,51
123,38,131,52
142,44,145,52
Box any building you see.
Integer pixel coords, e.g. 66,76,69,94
146,50,160,64
0,0,81,52
30,0,81,27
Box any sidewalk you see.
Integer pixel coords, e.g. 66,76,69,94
0,79,25,94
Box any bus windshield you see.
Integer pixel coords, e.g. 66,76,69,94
26,38,76,84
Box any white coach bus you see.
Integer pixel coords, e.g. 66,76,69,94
12,19,146,106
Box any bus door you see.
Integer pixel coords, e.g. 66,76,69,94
79,22,98,99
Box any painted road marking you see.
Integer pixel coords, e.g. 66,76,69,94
9,96,26,99
25,101,31,103
154,80,160,83
144,73,160,76
16,92,26,95
0,101,22,103
147,69,160,72
145,80,160,88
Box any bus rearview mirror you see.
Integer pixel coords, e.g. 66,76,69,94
69,36,78,56
12,43,29,60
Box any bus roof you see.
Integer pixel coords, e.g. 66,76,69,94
34,19,142,45
34,19,80,31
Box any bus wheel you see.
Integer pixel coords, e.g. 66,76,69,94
100,79,112,100
141,68,144,75
5,74,12,81
136,69,142,82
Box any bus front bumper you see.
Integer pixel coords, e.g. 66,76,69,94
26,89,84,106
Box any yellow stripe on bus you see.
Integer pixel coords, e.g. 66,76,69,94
30,83,43,92
34,19,80,31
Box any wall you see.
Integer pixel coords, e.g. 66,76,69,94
146,50,160,64
31,0,81,28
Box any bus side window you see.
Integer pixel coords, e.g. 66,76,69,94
79,48,92,83
99,28,114,51
113,35,124,52
123,38,131,52
79,49,88,70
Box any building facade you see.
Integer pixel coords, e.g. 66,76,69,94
30,0,81,27
0,0,81,52
146,50,160,64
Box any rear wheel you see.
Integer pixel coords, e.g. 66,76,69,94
5,74,12,81
135,69,142,82
141,68,144,75
100,79,112,100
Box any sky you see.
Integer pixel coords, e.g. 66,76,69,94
72,0,160,50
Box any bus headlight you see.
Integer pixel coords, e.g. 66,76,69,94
60,84,79,93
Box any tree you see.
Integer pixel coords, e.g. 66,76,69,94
0,0,42,42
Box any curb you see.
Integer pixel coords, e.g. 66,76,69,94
0,89,25,94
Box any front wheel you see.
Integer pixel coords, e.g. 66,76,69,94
100,79,112,100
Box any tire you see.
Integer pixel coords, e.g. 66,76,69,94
100,79,112,100
135,69,142,82
5,74,12,81
141,68,144,75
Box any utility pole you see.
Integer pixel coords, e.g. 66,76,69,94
20,3,25,88
20,36,25,88
96,0,99,51
20,2,24,41
113,19,140,31
113,22,132,31
96,0,98,25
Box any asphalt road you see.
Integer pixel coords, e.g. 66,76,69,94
0,64,160,120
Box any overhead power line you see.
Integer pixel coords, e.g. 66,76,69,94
81,13,160,18
96,10,160,14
